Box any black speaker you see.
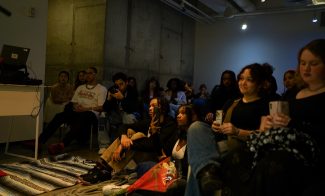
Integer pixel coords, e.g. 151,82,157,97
321,12,325,27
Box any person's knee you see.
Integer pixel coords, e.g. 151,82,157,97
188,121,210,137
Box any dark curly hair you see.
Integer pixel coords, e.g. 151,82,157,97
237,63,273,97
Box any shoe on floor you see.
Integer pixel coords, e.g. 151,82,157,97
79,162,112,185
48,143,64,155
98,148,106,155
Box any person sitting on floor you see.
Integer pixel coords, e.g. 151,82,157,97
39,66,107,155
79,97,178,185
185,63,270,196
247,39,325,196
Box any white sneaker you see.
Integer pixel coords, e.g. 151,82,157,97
98,148,106,155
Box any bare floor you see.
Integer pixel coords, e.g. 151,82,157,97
0,134,100,164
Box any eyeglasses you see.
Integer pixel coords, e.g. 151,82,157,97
85,72,95,75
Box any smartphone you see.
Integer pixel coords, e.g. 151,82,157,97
269,101,289,116
109,87,118,94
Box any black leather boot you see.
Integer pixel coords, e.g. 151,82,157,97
197,164,223,196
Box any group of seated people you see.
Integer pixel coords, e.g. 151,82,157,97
40,38,325,195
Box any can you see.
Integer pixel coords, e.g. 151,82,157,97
215,110,223,125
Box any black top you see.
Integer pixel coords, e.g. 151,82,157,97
103,86,141,114
124,116,178,157
289,91,325,164
281,87,300,102
208,85,241,112
223,98,269,131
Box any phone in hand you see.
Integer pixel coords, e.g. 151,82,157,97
109,86,118,94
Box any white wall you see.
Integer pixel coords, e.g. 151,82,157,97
0,0,48,142
0,0,48,79
194,11,325,94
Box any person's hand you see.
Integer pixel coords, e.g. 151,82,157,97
219,122,239,136
259,114,291,131
111,90,124,100
259,115,273,131
149,112,160,134
112,145,124,161
74,104,86,112
211,120,222,133
120,134,133,149
272,113,291,128
205,112,214,123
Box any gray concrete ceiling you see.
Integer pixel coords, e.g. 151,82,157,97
160,0,325,23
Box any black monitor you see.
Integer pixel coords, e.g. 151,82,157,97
0,44,30,70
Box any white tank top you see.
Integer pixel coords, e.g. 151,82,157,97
172,139,187,160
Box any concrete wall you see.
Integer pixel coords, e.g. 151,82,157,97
46,0,106,86
46,0,195,92
193,11,325,94
0,0,48,142
104,0,195,91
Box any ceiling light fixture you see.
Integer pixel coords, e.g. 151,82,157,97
312,12,318,23
241,22,248,30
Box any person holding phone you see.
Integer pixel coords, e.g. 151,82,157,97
249,39,325,195
97,72,141,154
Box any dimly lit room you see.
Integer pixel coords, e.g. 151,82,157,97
1,0,325,195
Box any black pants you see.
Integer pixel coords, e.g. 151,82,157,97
39,110,97,146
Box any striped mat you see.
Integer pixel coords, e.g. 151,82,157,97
0,154,95,195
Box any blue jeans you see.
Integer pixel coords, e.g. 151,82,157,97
185,121,221,196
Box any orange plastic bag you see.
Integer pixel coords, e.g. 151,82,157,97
127,157,178,193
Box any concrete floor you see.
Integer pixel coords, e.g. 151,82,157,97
0,130,101,164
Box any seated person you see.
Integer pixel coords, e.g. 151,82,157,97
44,71,74,124
185,63,270,196
166,104,205,195
128,104,204,196
98,72,141,154
281,69,300,101
164,78,187,118
247,39,325,196
74,70,86,90
205,70,241,123
140,77,161,120
192,83,209,106
79,97,178,184
39,67,107,154
262,63,281,101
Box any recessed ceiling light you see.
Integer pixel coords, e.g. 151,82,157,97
241,23,247,30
